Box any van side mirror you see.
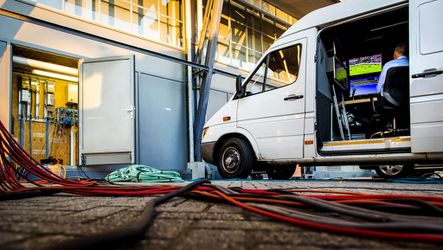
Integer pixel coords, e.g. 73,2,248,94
235,75,243,98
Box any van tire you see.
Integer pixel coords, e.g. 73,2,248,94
375,164,411,178
217,138,254,179
266,166,296,180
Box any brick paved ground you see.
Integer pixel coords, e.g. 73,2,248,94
1,180,442,250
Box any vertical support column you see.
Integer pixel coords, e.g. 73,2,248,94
194,0,223,161
0,42,11,130
196,0,203,42
185,0,196,164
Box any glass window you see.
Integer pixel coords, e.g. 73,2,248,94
244,44,301,95
100,0,131,31
65,0,99,20
133,1,159,38
34,0,63,10
214,0,296,70
245,60,267,95
31,0,184,48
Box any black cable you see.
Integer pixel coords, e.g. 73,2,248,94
50,179,210,250
77,163,91,180
250,202,443,233
387,198,443,216
279,194,443,223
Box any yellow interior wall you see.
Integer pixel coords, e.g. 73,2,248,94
11,71,78,166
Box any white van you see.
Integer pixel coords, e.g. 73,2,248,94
201,0,443,179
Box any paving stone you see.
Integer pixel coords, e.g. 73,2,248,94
145,219,193,239
0,209,71,217
194,220,298,231
156,211,247,221
3,234,75,250
90,210,143,231
206,203,243,213
0,220,93,235
156,200,209,213
123,239,170,250
0,232,31,246
0,180,442,249
252,244,323,250
68,206,131,223
49,202,103,211
173,229,246,250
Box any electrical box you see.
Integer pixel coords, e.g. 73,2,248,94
46,93,55,106
66,84,78,105
19,76,31,103
20,90,31,103
46,81,55,93
46,81,55,106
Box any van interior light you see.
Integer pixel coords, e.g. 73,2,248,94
13,56,78,76
32,69,79,82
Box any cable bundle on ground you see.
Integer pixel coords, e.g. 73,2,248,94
1,119,443,248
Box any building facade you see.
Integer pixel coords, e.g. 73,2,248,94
0,0,298,173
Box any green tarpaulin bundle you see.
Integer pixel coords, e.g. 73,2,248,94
106,165,184,183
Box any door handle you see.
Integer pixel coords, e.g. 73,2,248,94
412,69,443,79
284,94,304,101
125,105,135,112
125,106,135,119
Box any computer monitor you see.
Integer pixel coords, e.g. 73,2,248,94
349,76,379,97
349,54,382,77
333,57,348,90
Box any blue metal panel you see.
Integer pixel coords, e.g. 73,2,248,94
207,89,229,121
137,72,187,171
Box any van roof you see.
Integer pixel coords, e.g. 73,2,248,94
271,0,406,49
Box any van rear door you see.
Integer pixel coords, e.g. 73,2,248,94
410,0,443,153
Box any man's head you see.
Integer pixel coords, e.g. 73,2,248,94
393,43,407,59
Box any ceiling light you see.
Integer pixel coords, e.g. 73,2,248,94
32,69,79,82
13,56,78,76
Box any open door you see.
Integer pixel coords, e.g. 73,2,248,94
79,56,135,165
410,0,443,153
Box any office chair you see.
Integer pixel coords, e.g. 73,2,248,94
372,66,409,133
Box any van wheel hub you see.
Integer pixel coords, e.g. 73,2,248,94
222,147,240,174
379,165,403,176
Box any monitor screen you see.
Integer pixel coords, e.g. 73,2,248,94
349,76,379,97
349,54,382,77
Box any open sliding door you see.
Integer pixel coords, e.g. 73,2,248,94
79,56,135,165
410,0,443,153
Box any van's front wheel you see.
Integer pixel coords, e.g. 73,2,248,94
217,138,254,179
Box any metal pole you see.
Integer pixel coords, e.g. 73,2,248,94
185,0,195,164
29,117,32,157
45,118,49,158
195,0,214,63
194,0,223,161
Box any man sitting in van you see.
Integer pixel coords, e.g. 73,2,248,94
376,43,409,95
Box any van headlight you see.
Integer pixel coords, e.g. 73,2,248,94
202,127,209,140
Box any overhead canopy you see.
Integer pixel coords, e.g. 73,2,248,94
271,0,341,19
